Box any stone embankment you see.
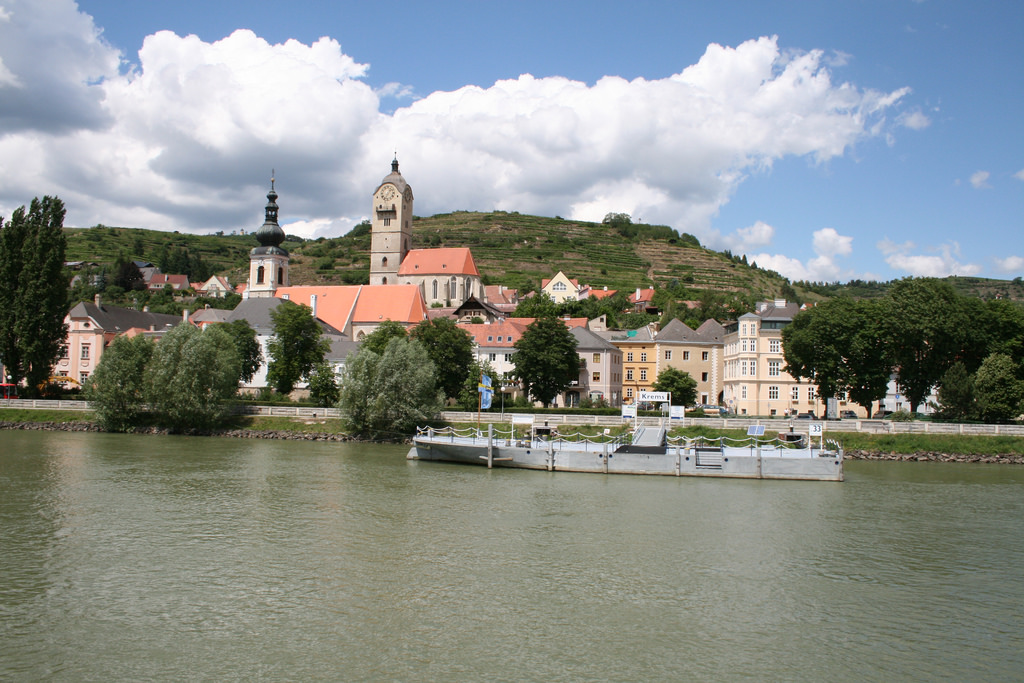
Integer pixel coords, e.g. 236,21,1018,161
0,421,370,442
846,449,1024,465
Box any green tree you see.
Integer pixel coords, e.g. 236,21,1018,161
512,292,560,319
980,299,1024,366
511,317,582,408
85,334,155,432
308,361,340,407
841,299,892,416
221,319,262,384
652,367,698,406
112,256,145,291
361,319,408,355
409,317,474,399
781,299,849,404
338,337,444,438
146,324,241,431
884,278,976,412
935,361,977,422
783,298,891,416
974,353,1024,424
0,196,69,391
266,302,330,395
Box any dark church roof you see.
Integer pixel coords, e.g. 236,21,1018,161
252,176,287,256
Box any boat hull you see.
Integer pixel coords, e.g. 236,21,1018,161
407,438,843,481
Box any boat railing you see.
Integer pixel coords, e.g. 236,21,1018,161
666,434,842,455
415,425,631,450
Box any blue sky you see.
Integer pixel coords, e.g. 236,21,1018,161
1,0,1021,283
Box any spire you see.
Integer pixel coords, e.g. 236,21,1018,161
255,173,285,249
391,155,400,174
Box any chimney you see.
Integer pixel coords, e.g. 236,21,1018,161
635,287,641,299
94,293,101,307
183,309,189,323
774,298,786,307
310,294,318,319
143,305,150,312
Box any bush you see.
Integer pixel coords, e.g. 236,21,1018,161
889,410,915,422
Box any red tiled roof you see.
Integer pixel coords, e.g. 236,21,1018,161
350,284,429,325
276,284,428,332
398,247,479,277
147,273,190,290
511,316,589,329
484,285,518,305
457,320,530,347
588,288,618,300
629,288,656,304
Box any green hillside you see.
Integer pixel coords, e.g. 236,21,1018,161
64,213,796,301
62,214,1024,305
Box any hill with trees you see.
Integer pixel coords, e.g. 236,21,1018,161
62,212,1024,315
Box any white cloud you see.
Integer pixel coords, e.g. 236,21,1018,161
0,4,911,247
897,109,931,130
744,226,855,281
993,255,1024,274
0,0,120,133
1014,169,1024,181
877,239,981,277
730,220,775,250
970,170,991,189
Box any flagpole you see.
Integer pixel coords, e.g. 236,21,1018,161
477,371,482,430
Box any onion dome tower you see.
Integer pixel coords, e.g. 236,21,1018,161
247,174,290,298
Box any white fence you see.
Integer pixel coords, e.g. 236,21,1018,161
2,399,1022,436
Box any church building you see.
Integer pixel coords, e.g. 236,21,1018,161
245,159,481,320
368,158,482,307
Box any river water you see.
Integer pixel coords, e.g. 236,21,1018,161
2,430,1023,682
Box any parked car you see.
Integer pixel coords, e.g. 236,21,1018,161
839,410,858,420
795,411,816,419
872,410,893,418
696,404,722,415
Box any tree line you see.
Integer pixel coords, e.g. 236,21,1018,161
782,278,1024,422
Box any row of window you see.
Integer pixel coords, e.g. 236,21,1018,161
726,359,783,378
736,385,817,400
624,350,712,362
726,338,782,355
623,369,711,383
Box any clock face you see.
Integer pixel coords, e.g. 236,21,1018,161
379,185,397,202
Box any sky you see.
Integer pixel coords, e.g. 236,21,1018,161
0,0,1021,284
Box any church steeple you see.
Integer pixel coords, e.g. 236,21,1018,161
255,172,285,249
247,172,290,298
370,158,413,286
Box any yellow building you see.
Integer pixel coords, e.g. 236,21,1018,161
722,300,821,417
540,271,583,303
598,323,659,404
654,318,724,406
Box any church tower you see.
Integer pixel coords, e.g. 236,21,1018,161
247,176,289,298
369,157,413,285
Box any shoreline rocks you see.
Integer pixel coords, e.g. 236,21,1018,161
845,449,1024,465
